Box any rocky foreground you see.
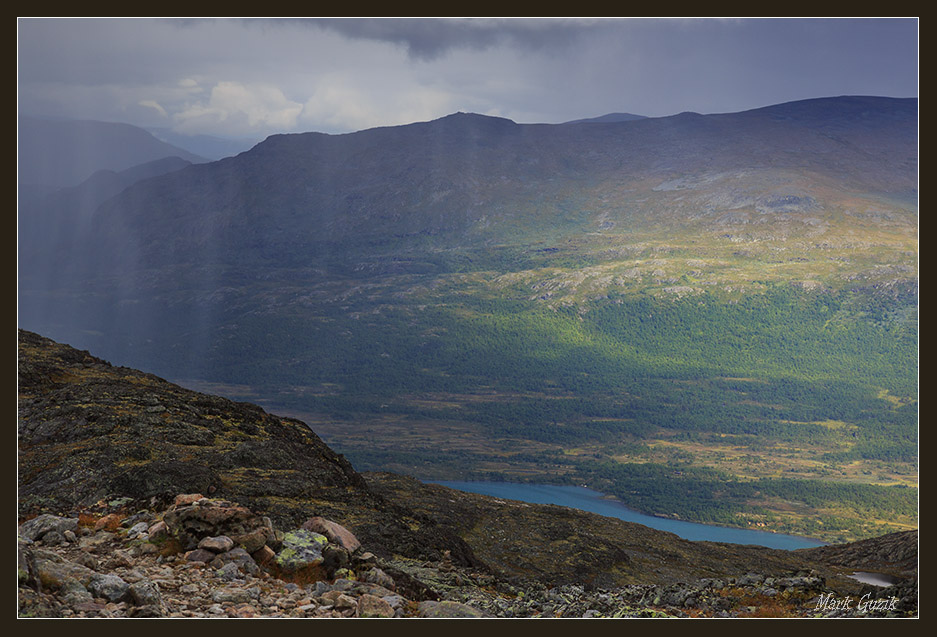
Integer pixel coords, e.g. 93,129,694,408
18,491,917,618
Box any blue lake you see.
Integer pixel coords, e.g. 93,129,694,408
433,481,825,550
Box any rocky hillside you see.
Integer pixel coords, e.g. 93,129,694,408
17,330,918,617
17,329,478,565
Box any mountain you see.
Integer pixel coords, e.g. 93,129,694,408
146,127,262,161
17,116,208,192
563,112,647,124
17,97,918,545
61,97,916,274
16,329,918,618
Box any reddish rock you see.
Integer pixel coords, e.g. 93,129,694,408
184,549,215,563
172,494,205,508
301,517,361,553
147,521,168,541
320,590,357,610
357,594,394,618
251,545,275,567
94,514,122,532
198,536,235,553
229,526,272,554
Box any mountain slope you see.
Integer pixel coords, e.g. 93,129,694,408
16,329,482,567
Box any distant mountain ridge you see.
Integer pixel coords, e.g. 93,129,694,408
18,116,208,190
563,112,647,124
73,96,916,272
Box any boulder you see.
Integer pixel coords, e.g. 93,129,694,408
357,593,394,618
275,529,328,572
198,535,235,553
128,580,163,608
87,573,130,602
301,517,361,553
210,548,260,576
19,514,79,542
162,498,274,552
30,548,96,591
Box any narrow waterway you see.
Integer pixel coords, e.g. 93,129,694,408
433,481,825,550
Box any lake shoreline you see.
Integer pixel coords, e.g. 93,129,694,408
430,480,826,550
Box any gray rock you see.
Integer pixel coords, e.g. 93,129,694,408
361,567,395,591
418,600,488,618
20,514,79,542
60,577,93,606
129,581,163,608
31,548,96,590
87,573,130,602
41,530,66,546
216,562,242,580
210,547,259,575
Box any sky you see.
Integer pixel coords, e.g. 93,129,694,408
17,18,919,142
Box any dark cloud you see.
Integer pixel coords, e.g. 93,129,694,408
299,18,594,60
17,18,918,138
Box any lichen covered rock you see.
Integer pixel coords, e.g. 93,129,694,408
275,529,329,572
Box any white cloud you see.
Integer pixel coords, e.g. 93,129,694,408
299,76,456,133
172,81,303,136
137,99,167,118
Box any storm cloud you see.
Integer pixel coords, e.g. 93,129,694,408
17,18,918,141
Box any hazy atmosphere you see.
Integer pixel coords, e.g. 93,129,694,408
17,16,919,620
18,18,918,141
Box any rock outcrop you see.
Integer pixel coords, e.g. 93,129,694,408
17,497,475,618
